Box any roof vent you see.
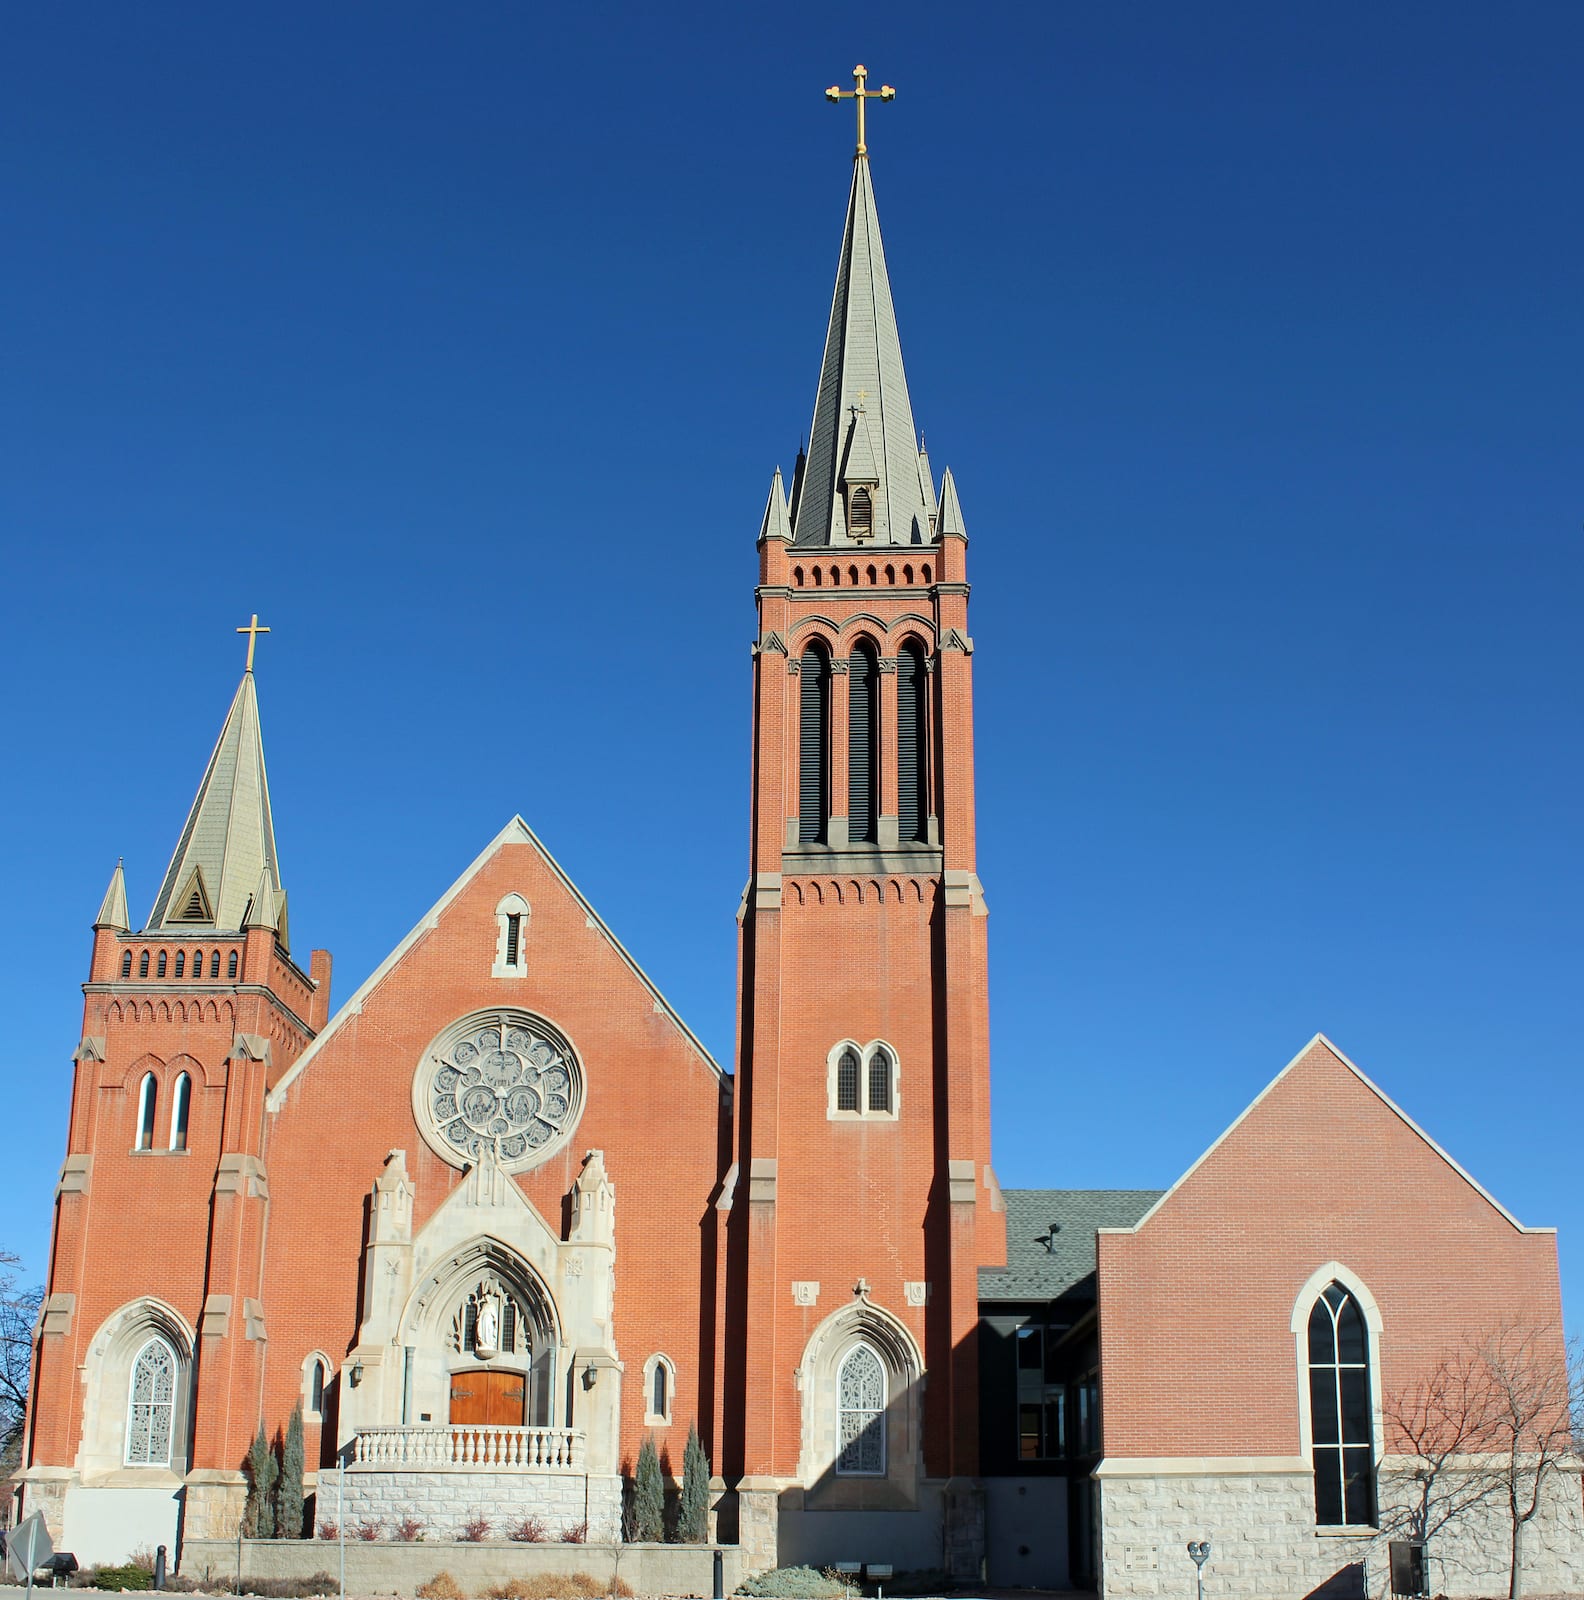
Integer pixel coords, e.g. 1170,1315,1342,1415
173,868,213,924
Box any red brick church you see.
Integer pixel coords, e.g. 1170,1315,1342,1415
20,79,1583,1600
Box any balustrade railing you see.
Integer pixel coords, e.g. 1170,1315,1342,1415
352,1424,583,1471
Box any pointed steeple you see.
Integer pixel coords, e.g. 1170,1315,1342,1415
793,158,931,548
759,467,791,543
244,866,280,933
937,466,968,539
916,440,937,528
148,670,282,934
95,862,129,932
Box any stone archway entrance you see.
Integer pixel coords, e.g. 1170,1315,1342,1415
449,1369,526,1427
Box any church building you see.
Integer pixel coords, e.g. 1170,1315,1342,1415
20,74,1583,1600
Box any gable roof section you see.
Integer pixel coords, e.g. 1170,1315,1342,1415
1103,1033,1550,1240
980,1188,1164,1302
267,816,723,1110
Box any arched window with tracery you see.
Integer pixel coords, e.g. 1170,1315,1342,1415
1307,1281,1375,1526
135,1073,158,1151
847,644,878,843
125,1336,177,1466
867,1047,893,1114
169,1073,191,1151
897,641,928,843
836,1048,860,1112
836,1344,886,1475
799,644,831,844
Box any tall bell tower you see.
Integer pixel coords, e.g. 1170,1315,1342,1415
723,69,1002,1576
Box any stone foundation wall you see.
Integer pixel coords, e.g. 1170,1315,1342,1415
1097,1461,1584,1600
180,1537,742,1598
326,1469,622,1544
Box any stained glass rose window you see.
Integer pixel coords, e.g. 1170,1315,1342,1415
415,1011,584,1172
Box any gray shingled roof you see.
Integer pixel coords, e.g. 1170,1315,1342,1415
147,670,282,935
791,157,931,548
979,1188,1164,1303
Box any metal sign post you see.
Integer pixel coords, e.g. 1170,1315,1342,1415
7,1511,54,1600
1187,1540,1212,1600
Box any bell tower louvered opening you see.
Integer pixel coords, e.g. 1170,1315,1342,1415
172,868,213,925
849,486,873,540
897,642,928,843
799,644,832,844
847,644,878,843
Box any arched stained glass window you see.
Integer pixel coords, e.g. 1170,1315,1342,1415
867,1048,893,1113
799,645,831,844
126,1337,177,1466
1308,1282,1375,1526
836,1344,886,1476
836,1049,860,1112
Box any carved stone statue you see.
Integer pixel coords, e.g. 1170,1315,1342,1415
475,1295,499,1357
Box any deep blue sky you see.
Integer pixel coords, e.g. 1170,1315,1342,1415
3,4,1580,1330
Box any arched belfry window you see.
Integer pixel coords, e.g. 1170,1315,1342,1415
897,641,928,843
847,644,878,844
493,894,531,978
836,1344,886,1475
1307,1282,1376,1526
849,487,873,540
125,1336,177,1466
135,1073,158,1151
169,1073,191,1151
799,644,832,844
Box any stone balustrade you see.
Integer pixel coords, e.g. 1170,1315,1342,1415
351,1424,584,1471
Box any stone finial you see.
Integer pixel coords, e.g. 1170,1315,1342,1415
570,1149,615,1245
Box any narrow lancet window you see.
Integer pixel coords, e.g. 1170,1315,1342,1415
867,1048,893,1113
799,645,831,844
1308,1282,1376,1526
837,1049,860,1112
897,642,929,842
125,1337,177,1466
836,1344,886,1475
136,1073,157,1151
169,1073,191,1152
848,645,878,843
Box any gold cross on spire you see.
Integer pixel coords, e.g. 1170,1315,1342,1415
826,64,895,159
236,613,271,672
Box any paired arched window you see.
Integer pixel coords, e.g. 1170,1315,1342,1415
828,1041,900,1120
836,1344,886,1475
125,1336,177,1466
847,645,878,843
799,644,832,843
135,1073,158,1151
897,641,928,843
836,1048,861,1112
866,1049,892,1113
1305,1279,1376,1527
169,1073,191,1151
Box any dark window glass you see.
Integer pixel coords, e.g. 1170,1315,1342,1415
210,951,221,979
171,1074,191,1151
1017,1327,1043,1370
1308,1282,1376,1526
847,646,878,842
139,951,150,978
867,1049,891,1113
311,1362,325,1414
193,949,203,978
463,1301,478,1352
174,950,186,978
1018,1404,1041,1461
1337,1299,1367,1364
505,914,521,968
121,952,132,978
156,950,167,977
897,643,928,842
502,1300,517,1354
1309,1370,1340,1444
653,1363,667,1418
1308,1300,1334,1364
227,950,238,979
1045,1393,1066,1457
799,646,831,843
837,1050,860,1112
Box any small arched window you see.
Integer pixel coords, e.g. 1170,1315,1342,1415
849,488,874,540
169,1073,191,1152
1307,1282,1376,1526
494,894,530,978
311,1358,327,1416
138,951,150,978
135,1073,158,1151
209,951,221,979
793,566,805,587
867,1047,893,1114
836,1049,860,1112
192,949,203,979
836,1344,886,1476
156,950,167,978
921,563,932,583
125,1336,178,1466
798,644,832,844
120,952,132,979
226,950,238,979
897,642,929,843
847,644,878,844
174,950,186,978
644,1353,676,1426
653,1362,667,1418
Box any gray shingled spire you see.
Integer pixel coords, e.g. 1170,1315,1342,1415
147,670,282,934
936,466,968,539
95,862,129,931
759,467,791,542
793,158,931,548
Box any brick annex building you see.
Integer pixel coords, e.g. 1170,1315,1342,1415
20,98,1584,1600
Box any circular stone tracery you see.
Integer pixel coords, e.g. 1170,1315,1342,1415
415,1011,584,1173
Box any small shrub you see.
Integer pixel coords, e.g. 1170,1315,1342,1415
459,1514,492,1542
417,1575,464,1600
316,1520,338,1541
353,1517,384,1542
560,1519,588,1544
393,1516,425,1542
233,1576,338,1598
87,1568,154,1593
508,1514,548,1543
127,1548,158,1575
737,1567,847,1599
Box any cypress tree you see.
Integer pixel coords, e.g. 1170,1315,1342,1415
278,1404,305,1539
244,1423,278,1538
633,1435,664,1542
678,1421,710,1543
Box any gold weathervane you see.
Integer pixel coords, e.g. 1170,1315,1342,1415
826,64,895,158
237,613,271,672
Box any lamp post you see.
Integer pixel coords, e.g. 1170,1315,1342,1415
1187,1540,1211,1600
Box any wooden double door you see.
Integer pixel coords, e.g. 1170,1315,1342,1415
450,1370,527,1427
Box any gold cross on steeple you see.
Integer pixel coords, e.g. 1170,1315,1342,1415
825,64,895,159
236,613,271,672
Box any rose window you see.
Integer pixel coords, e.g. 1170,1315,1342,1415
416,1010,584,1173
